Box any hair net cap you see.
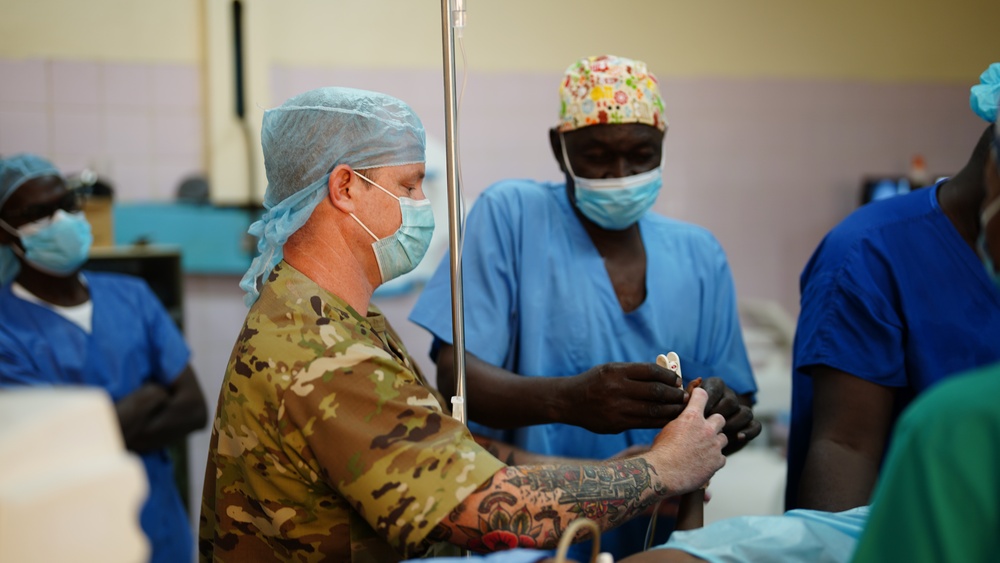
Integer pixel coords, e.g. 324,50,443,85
0,154,61,285
0,153,60,212
970,63,1000,123
240,87,426,306
261,86,426,208
558,55,667,133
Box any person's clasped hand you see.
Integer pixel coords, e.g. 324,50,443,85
566,362,688,434
697,377,761,455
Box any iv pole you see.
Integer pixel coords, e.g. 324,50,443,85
441,0,469,426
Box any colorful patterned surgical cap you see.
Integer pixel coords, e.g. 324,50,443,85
557,55,667,133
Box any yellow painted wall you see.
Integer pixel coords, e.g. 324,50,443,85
1,0,997,82
0,0,203,63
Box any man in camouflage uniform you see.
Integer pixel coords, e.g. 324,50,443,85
200,87,731,562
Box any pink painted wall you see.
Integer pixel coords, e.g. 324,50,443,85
271,65,985,318
2,58,981,320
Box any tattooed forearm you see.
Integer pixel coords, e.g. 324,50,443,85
440,459,668,552
507,460,653,499
504,459,665,525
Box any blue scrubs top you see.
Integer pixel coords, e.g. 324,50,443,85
410,179,756,559
786,182,1000,510
0,272,193,563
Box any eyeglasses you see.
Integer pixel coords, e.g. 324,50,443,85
2,186,91,228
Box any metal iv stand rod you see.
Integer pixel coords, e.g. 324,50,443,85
440,0,468,426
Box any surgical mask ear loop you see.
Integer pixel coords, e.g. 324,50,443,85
558,132,578,178
347,171,400,241
348,213,380,241
0,218,26,258
982,195,1000,230
559,131,667,185
354,171,400,201
981,196,1000,271
0,216,20,238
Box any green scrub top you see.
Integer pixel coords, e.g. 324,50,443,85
852,363,1000,563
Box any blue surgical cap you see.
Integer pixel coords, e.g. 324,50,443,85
240,87,426,306
971,63,1000,123
0,154,61,285
0,154,60,213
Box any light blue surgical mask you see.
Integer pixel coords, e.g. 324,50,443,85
349,171,434,284
1,209,93,277
977,195,1000,289
560,133,662,231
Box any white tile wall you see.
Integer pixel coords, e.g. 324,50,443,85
151,64,200,111
0,58,204,202
0,60,48,105
51,109,102,155
151,113,201,157
0,109,48,154
112,158,155,201
103,63,155,110
51,60,101,108
105,113,153,157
